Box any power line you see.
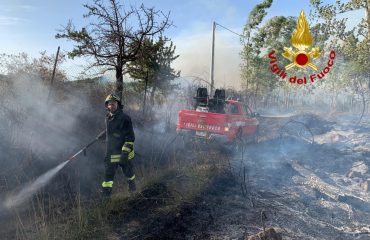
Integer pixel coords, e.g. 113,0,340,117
215,22,246,38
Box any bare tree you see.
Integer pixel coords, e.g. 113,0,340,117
56,0,172,97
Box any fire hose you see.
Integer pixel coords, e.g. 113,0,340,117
68,130,106,161
4,130,140,209
68,130,142,161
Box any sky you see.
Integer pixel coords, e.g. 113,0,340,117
0,0,364,88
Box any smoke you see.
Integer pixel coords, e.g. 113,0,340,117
173,28,243,89
0,70,103,210
0,73,86,157
133,86,188,149
3,160,69,209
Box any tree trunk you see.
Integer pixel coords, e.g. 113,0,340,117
115,66,123,97
357,90,366,124
150,85,157,105
143,76,148,115
253,82,259,110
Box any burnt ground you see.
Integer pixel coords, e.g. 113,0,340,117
141,113,370,240
2,113,369,240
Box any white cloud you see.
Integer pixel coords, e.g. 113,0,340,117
0,3,35,14
0,3,35,25
18,4,35,11
0,16,26,25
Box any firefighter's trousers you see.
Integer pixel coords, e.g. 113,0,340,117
102,157,135,197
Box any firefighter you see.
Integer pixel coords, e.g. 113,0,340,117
98,93,136,198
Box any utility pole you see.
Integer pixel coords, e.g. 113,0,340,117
47,46,60,103
143,69,148,116
210,21,216,94
210,21,244,94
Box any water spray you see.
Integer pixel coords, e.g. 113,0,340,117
3,130,106,209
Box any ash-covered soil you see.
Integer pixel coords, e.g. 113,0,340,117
4,112,367,240
154,113,370,240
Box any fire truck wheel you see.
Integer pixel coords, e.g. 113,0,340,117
182,136,193,149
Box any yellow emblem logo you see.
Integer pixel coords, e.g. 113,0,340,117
282,10,320,71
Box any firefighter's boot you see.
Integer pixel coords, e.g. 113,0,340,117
102,180,113,199
102,187,112,199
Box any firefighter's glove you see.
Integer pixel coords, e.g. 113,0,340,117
122,142,135,160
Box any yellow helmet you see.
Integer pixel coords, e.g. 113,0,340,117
104,93,121,105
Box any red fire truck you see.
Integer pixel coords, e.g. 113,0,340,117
176,88,259,144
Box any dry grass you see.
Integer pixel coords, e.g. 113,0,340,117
32,148,225,239
3,123,227,240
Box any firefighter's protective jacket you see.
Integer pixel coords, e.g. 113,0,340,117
104,109,135,159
